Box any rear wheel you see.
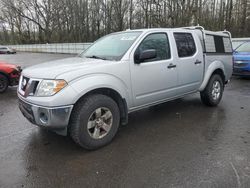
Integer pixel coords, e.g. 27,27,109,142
69,94,120,150
200,74,224,106
0,74,8,93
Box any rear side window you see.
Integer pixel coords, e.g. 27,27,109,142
205,34,232,53
174,33,196,57
214,36,225,53
136,33,171,62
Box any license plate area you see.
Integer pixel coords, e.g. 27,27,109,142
19,99,35,124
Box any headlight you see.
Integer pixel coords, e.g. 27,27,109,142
37,80,67,96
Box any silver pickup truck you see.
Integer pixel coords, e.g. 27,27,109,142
18,26,233,149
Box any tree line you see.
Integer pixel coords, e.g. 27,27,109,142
0,0,249,45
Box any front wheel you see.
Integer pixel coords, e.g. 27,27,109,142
200,74,224,106
69,94,120,150
0,74,9,93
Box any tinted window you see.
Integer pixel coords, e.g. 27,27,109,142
236,42,250,52
205,35,232,53
174,33,196,57
214,36,225,53
136,33,171,62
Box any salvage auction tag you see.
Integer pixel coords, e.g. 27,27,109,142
120,36,137,41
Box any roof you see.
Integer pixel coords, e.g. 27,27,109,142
122,26,231,37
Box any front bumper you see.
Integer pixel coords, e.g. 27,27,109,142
233,68,250,76
233,62,250,76
9,67,22,86
18,98,73,129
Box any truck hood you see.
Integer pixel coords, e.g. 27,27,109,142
22,57,113,79
0,61,18,69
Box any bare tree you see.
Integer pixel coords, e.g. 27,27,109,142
0,0,249,44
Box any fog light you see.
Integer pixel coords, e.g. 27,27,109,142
40,112,48,124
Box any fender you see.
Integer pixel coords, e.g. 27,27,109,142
199,60,225,91
21,73,131,108
69,73,132,107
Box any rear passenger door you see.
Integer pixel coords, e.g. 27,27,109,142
173,32,204,94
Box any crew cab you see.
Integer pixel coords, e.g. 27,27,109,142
0,61,21,93
18,26,233,149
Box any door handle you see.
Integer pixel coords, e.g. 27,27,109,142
194,60,202,65
167,63,177,69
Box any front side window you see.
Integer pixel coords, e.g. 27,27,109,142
174,33,196,57
135,33,171,62
236,42,250,52
81,31,142,61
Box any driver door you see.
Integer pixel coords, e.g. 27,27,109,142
130,32,178,107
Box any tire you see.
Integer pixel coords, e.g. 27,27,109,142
0,74,9,93
200,74,224,106
69,94,120,150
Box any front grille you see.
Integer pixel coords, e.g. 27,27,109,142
234,68,243,72
28,80,39,96
10,70,20,76
20,76,40,97
21,76,30,91
234,63,248,68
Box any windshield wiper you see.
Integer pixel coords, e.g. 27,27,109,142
85,55,106,60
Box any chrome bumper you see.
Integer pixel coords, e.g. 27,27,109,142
18,98,73,129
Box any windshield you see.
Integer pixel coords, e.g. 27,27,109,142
236,42,250,52
232,41,244,50
81,31,142,61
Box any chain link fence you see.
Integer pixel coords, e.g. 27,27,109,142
8,43,92,54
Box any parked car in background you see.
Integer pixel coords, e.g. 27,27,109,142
0,61,21,93
232,38,250,50
0,46,16,54
233,41,250,76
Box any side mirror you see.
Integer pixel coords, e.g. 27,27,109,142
134,49,157,64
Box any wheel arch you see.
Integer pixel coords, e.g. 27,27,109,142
73,87,128,125
212,69,225,83
199,61,226,91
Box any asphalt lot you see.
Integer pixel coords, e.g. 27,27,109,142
0,52,250,188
